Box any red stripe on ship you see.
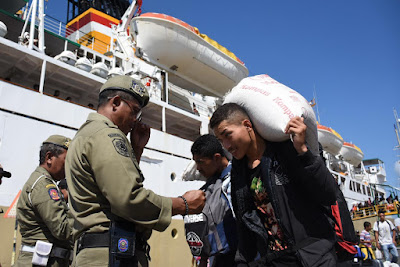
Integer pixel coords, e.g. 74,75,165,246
66,13,117,36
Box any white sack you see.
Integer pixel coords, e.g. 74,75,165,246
223,74,318,155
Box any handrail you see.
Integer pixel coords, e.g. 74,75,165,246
352,203,399,220
20,5,110,53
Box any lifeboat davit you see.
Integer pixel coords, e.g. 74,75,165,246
130,13,249,97
317,125,344,155
340,142,364,166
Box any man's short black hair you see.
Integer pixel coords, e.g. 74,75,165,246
378,210,386,215
364,221,371,228
210,103,249,129
39,144,66,165
191,134,225,158
98,90,136,109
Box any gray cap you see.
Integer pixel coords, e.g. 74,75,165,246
42,135,71,150
100,75,149,107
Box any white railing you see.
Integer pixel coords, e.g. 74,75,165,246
21,4,110,53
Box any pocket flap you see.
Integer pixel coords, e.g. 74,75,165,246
35,241,53,256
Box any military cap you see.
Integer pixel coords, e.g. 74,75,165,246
99,75,149,107
42,135,71,150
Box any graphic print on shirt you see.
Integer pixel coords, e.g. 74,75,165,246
250,164,288,251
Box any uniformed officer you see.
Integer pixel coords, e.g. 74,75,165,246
16,135,73,267
65,75,206,267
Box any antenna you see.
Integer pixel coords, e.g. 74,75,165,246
313,84,321,123
394,108,400,150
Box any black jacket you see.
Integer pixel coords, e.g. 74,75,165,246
231,140,337,267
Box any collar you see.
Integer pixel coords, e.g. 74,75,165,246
87,112,118,129
35,166,55,183
220,163,232,180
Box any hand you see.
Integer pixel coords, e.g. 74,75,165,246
377,243,381,250
182,190,206,214
130,121,150,150
285,116,307,154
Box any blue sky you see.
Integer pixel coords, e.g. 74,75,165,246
46,0,400,186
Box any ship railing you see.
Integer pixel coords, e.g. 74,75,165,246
20,4,110,54
352,203,399,220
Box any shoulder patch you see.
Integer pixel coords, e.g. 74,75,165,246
48,188,60,201
112,138,130,157
46,184,56,188
108,133,124,139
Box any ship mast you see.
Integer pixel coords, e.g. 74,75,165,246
394,108,400,150
67,0,130,22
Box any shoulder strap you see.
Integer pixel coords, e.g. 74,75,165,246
28,174,56,206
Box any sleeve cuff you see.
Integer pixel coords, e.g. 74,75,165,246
152,197,173,232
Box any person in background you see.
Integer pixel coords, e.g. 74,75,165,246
66,75,205,267
210,103,337,267
16,135,73,267
373,210,398,263
188,134,237,267
360,221,375,261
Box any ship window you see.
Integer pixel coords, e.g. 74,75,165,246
356,183,361,193
341,177,346,186
170,172,176,182
171,228,178,239
367,187,371,196
104,61,111,68
77,49,85,58
362,185,366,195
349,181,353,191
87,52,94,60
116,58,122,68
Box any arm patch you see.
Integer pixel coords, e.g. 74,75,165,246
48,188,61,201
112,138,130,157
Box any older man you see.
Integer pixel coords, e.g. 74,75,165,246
66,75,205,267
16,135,73,267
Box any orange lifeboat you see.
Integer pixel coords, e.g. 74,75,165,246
317,124,344,155
340,142,364,166
130,13,249,97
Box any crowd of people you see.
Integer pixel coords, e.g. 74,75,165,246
351,195,400,218
1,75,386,267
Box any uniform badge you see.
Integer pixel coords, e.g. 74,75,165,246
186,232,203,256
131,81,144,97
112,138,130,157
118,238,129,252
48,188,60,201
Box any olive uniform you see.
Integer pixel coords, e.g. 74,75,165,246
16,136,73,267
65,76,172,266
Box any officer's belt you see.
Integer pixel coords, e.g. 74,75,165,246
77,231,149,254
77,231,110,252
20,244,73,261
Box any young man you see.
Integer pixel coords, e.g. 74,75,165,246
16,135,73,267
66,75,205,266
189,134,237,267
210,103,337,267
373,211,398,263
360,221,375,260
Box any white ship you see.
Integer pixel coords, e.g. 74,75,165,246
0,0,247,266
0,0,391,265
317,124,387,210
